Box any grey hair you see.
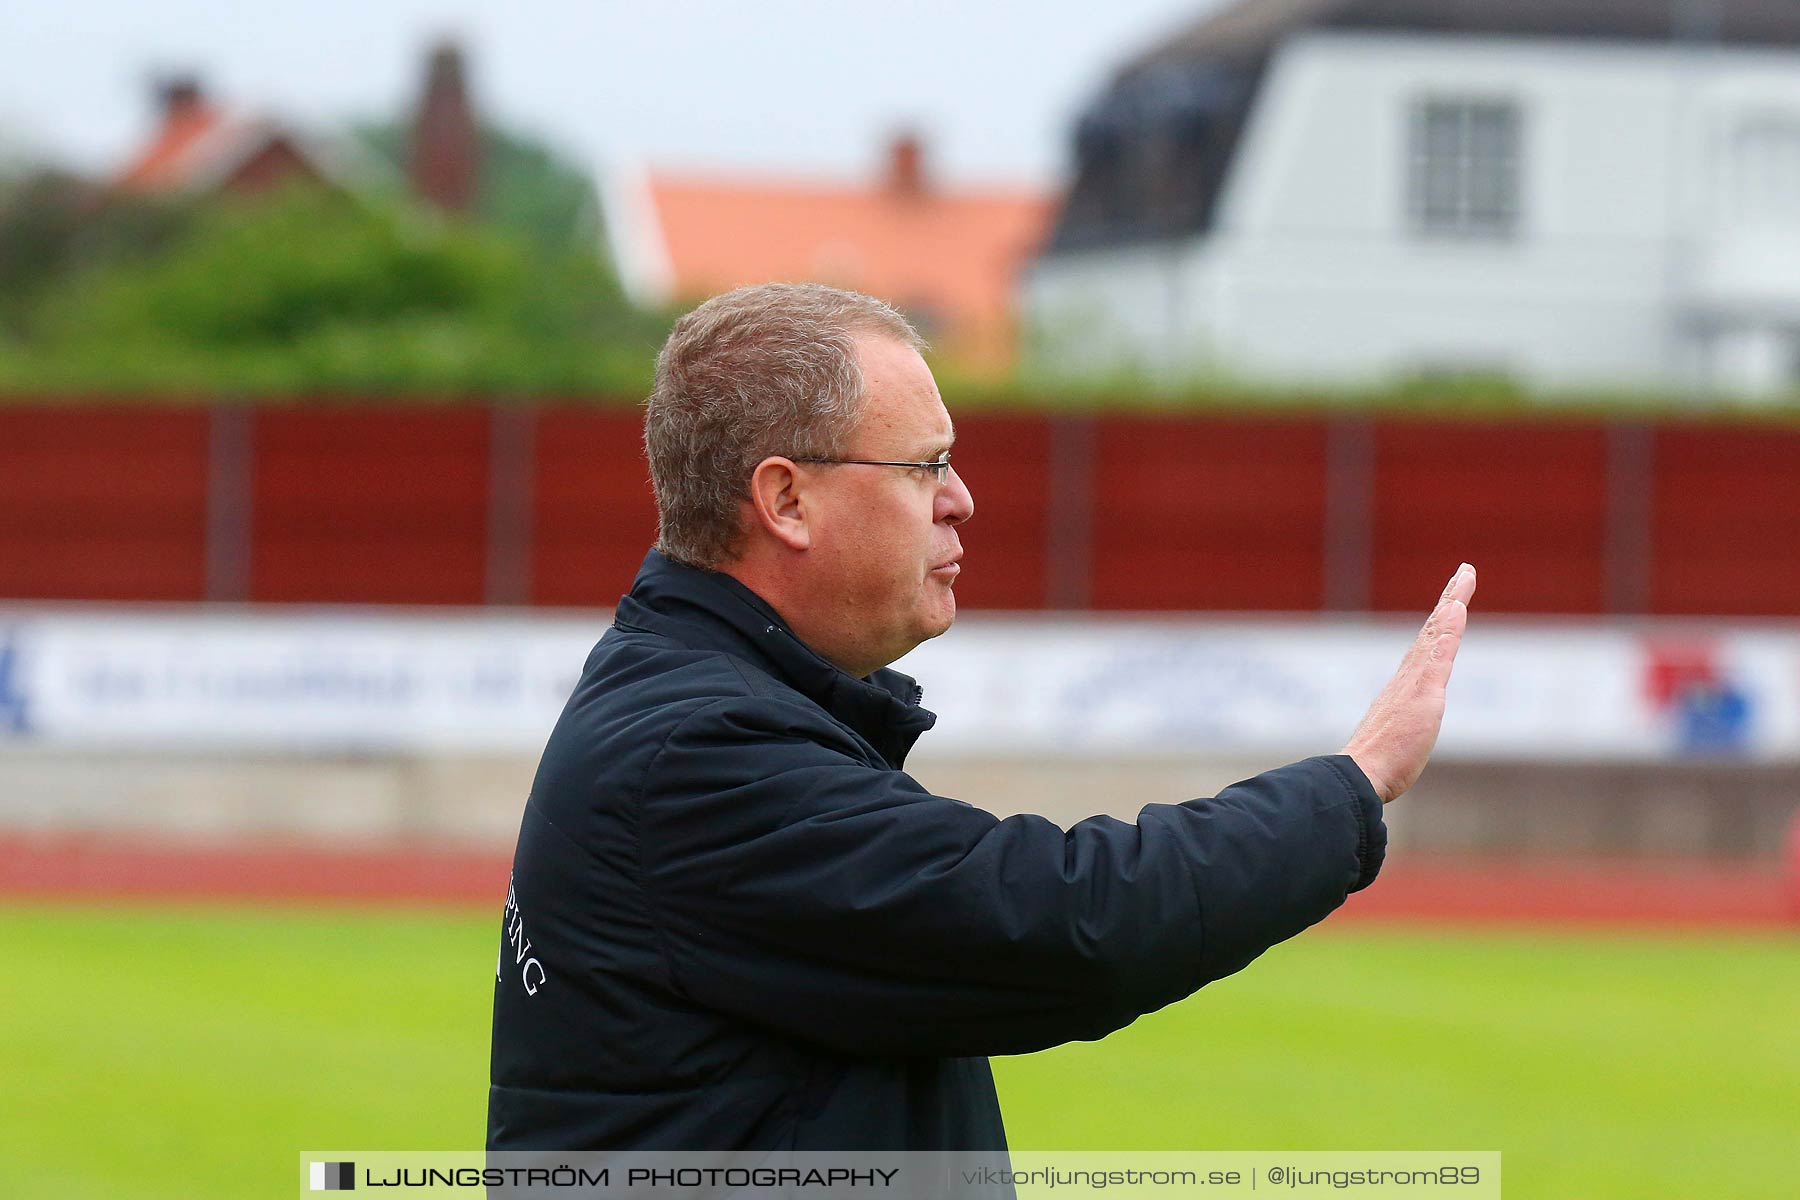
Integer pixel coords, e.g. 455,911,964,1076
643,282,926,568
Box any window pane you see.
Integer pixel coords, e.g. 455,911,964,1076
1468,107,1516,161
1467,159,1515,222
1409,97,1521,237
1423,161,1463,219
1424,106,1465,161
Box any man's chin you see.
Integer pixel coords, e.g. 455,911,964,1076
920,597,956,640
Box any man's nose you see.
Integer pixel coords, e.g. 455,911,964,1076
939,465,974,525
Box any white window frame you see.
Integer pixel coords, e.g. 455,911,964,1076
1407,96,1523,240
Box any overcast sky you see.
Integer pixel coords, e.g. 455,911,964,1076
1,0,1228,187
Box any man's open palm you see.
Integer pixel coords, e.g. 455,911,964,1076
1343,563,1477,803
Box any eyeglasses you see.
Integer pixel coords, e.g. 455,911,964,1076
790,454,953,483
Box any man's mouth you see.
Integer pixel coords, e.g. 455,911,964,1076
930,555,962,578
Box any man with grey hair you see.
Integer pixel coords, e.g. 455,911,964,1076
489,282,1476,1154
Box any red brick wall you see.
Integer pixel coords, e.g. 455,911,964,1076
0,408,209,601
1090,416,1328,610
1370,421,1610,614
250,407,489,604
530,410,658,607
2,402,1796,617
1651,426,1800,616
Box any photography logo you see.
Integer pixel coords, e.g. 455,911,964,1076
309,1161,355,1191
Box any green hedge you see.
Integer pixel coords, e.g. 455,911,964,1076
0,188,668,397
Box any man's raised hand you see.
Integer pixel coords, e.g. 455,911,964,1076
1341,563,1477,804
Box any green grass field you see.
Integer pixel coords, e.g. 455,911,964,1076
2,904,1794,1199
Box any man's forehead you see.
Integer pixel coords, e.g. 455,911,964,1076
852,334,953,449
861,394,953,452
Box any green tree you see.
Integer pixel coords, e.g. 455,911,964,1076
0,169,197,341
8,188,665,395
356,121,604,258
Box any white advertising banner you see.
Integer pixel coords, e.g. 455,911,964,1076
897,618,1800,762
0,608,1795,761
0,611,599,754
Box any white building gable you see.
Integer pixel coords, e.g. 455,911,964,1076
1027,23,1800,399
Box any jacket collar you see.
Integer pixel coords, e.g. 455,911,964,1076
612,549,937,769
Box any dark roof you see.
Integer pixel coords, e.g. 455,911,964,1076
1134,0,1800,69
1046,0,1800,254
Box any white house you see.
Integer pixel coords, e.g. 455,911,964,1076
1024,0,1800,399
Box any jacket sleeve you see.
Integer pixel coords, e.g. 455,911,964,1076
637,696,1385,1060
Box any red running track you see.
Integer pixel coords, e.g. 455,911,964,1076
0,835,1794,927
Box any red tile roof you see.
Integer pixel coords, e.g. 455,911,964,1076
115,96,333,198
117,100,226,192
639,165,1053,371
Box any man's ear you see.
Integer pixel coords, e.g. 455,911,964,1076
745,456,811,552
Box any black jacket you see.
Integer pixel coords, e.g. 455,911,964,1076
488,550,1386,1152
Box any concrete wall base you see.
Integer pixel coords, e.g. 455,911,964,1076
1,750,1794,862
